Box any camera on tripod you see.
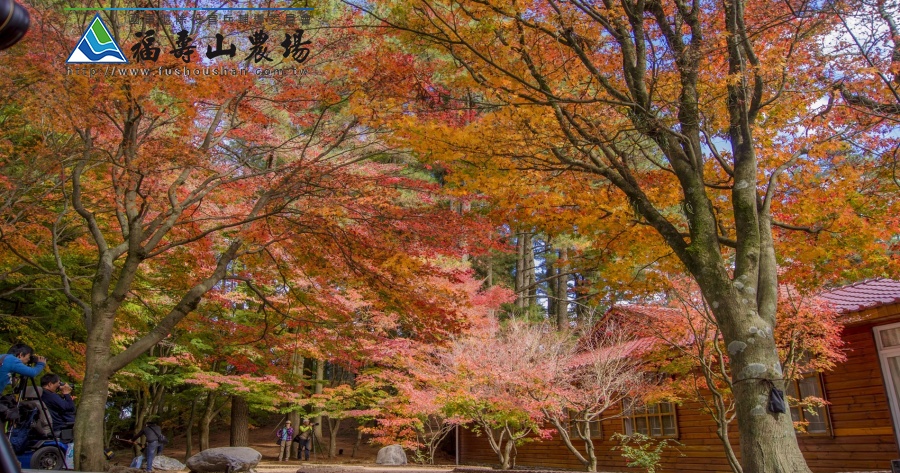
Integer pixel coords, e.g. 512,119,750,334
0,0,31,51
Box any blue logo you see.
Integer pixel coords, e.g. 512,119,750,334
66,14,128,64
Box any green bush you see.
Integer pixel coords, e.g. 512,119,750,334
610,432,682,473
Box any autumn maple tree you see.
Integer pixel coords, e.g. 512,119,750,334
540,329,650,472
400,317,650,471
347,0,900,471
428,320,554,470
365,378,458,464
0,3,503,470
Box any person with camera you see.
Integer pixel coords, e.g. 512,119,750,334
39,373,76,429
293,418,315,461
0,343,46,393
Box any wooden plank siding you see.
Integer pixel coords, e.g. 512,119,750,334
801,319,899,472
458,303,900,472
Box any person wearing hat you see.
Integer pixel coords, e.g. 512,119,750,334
293,418,314,461
276,420,294,461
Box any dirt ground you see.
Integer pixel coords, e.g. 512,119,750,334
107,417,456,469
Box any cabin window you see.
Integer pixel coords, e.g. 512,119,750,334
879,326,900,348
568,416,603,439
623,401,678,438
786,374,830,435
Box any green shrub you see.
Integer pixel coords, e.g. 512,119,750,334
610,432,682,473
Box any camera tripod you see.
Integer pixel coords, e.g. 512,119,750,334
309,429,320,462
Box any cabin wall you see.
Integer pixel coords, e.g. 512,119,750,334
458,303,900,472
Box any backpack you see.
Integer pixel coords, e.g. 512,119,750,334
149,425,168,445
9,407,38,452
0,393,19,422
768,386,787,414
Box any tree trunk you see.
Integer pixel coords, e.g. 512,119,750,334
514,231,536,309
200,391,221,451
716,421,741,473
718,1,813,470
200,414,211,451
555,248,568,330
328,418,341,458
515,231,525,308
547,252,557,320
424,421,455,465
289,349,305,458
150,384,166,418
524,232,536,305
583,422,596,473
500,434,514,470
352,422,364,458
314,359,325,440
289,413,301,459
73,358,112,472
185,397,197,460
716,306,808,471
480,421,520,470
230,395,249,447
546,414,593,472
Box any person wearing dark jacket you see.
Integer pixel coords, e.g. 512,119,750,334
39,373,76,428
132,421,167,472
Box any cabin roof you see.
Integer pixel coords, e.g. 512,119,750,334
819,278,900,314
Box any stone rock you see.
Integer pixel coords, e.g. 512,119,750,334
186,447,261,473
375,444,408,465
124,454,184,471
154,455,187,471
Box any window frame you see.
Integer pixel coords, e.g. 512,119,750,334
622,400,679,439
785,372,832,436
567,415,603,440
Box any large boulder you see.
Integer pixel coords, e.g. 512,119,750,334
126,454,185,471
375,444,407,465
153,455,187,471
186,447,261,473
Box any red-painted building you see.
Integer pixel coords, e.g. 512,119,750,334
457,279,900,472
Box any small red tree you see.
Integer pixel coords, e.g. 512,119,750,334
364,374,459,464
424,320,554,470
540,329,651,472
362,283,514,463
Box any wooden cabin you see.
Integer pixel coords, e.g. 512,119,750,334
457,278,900,472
